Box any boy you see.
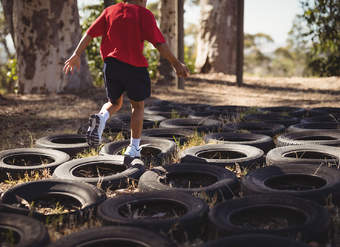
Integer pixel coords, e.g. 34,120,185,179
64,0,189,158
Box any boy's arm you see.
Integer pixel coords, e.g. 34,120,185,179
63,34,93,75
155,43,190,78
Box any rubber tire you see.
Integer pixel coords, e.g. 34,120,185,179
35,134,90,157
223,121,285,137
111,113,164,129
138,163,240,201
276,130,340,147
0,179,106,222
0,212,50,247
266,144,340,167
208,194,332,243
241,163,340,204
97,191,208,238
141,127,195,145
159,118,222,133
287,122,339,133
300,114,340,124
179,144,264,168
201,234,310,247
204,132,274,153
242,113,299,127
52,155,145,190
0,148,70,176
99,137,177,166
259,106,307,118
144,105,189,118
47,226,176,247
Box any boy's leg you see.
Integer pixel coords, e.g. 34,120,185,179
87,96,123,146
124,99,144,158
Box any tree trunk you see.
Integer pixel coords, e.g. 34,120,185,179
2,0,92,94
157,0,177,85
195,0,238,74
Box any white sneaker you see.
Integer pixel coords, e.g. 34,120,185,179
124,145,141,158
87,114,105,146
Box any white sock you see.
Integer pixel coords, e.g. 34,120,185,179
99,109,110,123
130,138,141,148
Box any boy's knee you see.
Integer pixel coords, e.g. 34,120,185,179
110,97,123,109
130,100,144,111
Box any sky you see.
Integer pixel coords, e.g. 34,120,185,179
80,0,304,52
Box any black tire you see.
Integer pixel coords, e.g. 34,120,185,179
259,106,307,118
52,155,145,190
300,114,340,124
287,122,340,133
204,132,274,153
179,144,264,168
201,234,310,247
0,148,70,177
97,191,208,240
35,134,90,157
99,137,177,166
209,105,249,119
159,118,222,133
241,163,340,204
223,121,285,137
141,127,195,145
188,110,220,119
105,118,130,134
144,105,189,118
138,163,240,202
112,113,164,129
47,226,176,247
277,130,340,147
242,113,299,127
266,144,340,167
310,107,340,115
208,194,332,244
1,179,106,223
0,212,50,247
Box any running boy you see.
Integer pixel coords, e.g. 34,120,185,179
64,0,189,158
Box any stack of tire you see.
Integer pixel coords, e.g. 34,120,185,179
1,102,340,246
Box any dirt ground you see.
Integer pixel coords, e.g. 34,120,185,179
1,73,340,150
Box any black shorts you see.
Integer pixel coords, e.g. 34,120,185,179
103,57,151,102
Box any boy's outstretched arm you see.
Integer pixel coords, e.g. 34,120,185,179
63,34,93,75
155,43,190,78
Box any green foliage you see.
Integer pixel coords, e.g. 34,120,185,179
81,3,105,87
143,42,160,80
299,0,340,76
0,58,18,94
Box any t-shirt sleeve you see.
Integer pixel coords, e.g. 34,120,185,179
142,10,166,46
86,9,107,38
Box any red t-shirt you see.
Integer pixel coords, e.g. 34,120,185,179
86,2,165,67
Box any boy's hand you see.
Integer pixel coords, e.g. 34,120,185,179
173,61,190,78
63,53,81,75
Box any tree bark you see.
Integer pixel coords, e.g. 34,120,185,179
195,0,238,74
2,0,92,94
157,0,177,85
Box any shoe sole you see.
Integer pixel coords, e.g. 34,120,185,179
86,115,100,146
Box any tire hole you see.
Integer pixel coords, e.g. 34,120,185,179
197,151,247,159
284,151,337,160
51,137,87,144
160,172,218,188
230,206,307,230
119,200,187,219
4,154,54,166
264,174,327,191
73,163,126,178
